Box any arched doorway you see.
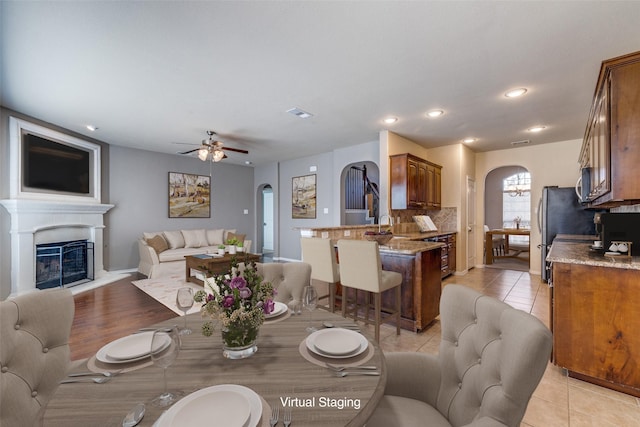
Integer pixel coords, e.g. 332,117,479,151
484,166,531,270
256,184,274,257
340,161,380,225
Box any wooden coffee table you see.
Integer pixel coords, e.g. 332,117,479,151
185,252,261,285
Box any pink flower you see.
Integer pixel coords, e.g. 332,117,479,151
239,287,252,299
230,276,247,289
222,295,235,308
262,298,275,315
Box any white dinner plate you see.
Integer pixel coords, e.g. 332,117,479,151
157,384,262,427
312,328,361,356
306,328,368,359
265,301,288,319
96,332,170,364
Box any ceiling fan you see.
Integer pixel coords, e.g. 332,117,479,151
179,130,249,162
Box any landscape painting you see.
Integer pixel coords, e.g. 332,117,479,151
168,172,210,218
292,174,316,219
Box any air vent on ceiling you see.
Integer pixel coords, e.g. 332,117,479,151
286,107,313,119
511,139,530,146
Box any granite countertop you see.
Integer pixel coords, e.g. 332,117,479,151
547,240,640,270
378,239,445,255
393,230,457,240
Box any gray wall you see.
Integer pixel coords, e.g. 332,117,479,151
107,145,254,270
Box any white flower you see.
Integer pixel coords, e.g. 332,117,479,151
205,277,220,295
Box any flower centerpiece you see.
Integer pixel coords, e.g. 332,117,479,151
194,257,275,359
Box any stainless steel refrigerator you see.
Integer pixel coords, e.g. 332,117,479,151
537,186,599,282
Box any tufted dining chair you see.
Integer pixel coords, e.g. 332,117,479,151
0,288,75,427
366,284,552,427
300,237,340,312
255,262,311,312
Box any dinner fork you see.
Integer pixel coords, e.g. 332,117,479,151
326,363,378,372
269,406,279,427
60,377,112,384
283,407,292,427
68,369,122,378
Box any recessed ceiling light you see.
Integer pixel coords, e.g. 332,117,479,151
383,117,398,124
86,125,98,131
527,125,546,133
462,138,476,143
426,110,444,118
505,88,528,98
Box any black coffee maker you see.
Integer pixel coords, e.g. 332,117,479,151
598,212,640,256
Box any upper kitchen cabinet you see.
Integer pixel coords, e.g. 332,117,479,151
580,51,640,208
390,153,442,210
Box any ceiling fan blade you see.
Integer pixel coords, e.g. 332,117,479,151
179,148,200,155
221,147,249,154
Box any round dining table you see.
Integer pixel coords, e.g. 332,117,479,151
44,308,386,426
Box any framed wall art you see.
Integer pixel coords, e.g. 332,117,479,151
168,172,211,218
292,174,316,219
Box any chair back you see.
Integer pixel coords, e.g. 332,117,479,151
337,239,382,292
436,284,552,427
1,288,75,426
255,262,311,308
300,238,340,283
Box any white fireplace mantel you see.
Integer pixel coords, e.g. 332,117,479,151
0,199,115,296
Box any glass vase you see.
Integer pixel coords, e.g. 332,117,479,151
221,319,260,359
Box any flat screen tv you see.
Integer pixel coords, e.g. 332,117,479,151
22,132,91,194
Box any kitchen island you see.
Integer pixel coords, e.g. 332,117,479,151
548,240,640,397
299,225,452,332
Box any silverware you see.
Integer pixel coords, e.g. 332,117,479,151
122,403,145,427
135,326,176,333
60,377,111,384
283,407,292,427
333,371,380,377
269,405,279,427
326,363,378,372
68,369,122,378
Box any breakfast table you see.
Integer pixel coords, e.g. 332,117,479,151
485,228,531,264
44,308,386,426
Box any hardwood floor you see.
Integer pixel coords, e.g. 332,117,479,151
69,273,175,360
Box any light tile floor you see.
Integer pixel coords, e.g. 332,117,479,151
350,267,640,427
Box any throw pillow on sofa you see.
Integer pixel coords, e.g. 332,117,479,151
227,232,246,245
182,229,208,248
206,229,225,246
163,231,185,249
146,234,169,254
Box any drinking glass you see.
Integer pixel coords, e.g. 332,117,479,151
150,326,181,407
176,287,194,335
302,285,318,333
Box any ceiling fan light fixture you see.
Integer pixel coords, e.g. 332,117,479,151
198,147,209,161
212,149,225,162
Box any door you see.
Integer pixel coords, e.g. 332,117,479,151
262,186,274,252
466,176,477,269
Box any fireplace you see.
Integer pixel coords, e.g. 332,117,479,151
36,240,95,289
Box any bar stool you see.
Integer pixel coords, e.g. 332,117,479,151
300,237,339,312
337,239,402,342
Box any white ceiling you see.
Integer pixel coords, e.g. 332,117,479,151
2,1,640,166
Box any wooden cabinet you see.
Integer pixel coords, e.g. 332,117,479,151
580,51,640,207
380,248,442,332
552,262,640,397
390,153,442,210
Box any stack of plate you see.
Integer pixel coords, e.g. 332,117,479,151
264,301,288,319
96,332,170,364
154,384,262,427
305,329,368,359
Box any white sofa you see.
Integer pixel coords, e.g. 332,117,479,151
138,229,252,278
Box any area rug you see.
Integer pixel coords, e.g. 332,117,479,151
132,277,203,315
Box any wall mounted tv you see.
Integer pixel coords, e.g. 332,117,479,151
22,132,91,194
